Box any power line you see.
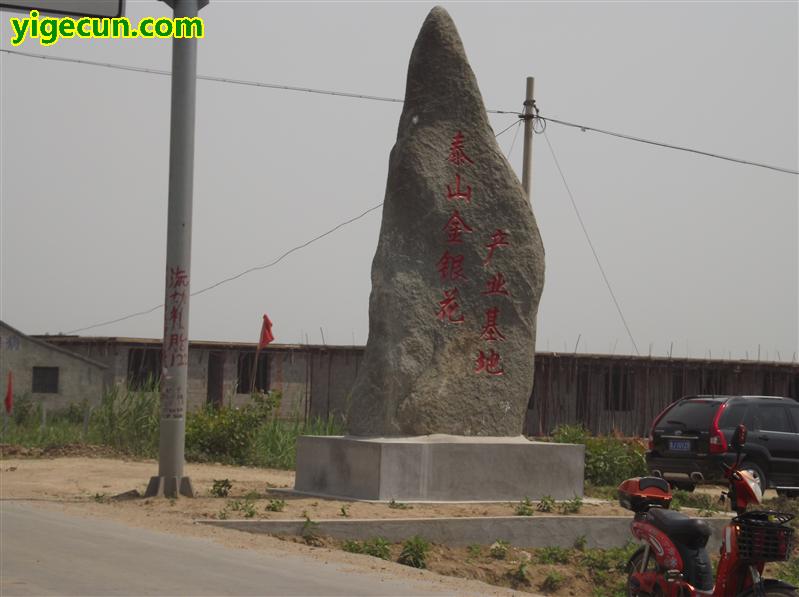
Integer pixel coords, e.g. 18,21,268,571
542,129,641,357
65,123,518,334
65,202,384,334
3,48,795,174
541,116,799,176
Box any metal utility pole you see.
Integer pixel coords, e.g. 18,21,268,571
520,76,535,204
145,0,207,499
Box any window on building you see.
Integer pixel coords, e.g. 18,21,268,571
237,352,269,394
605,366,633,411
127,348,162,390
32,366,59,393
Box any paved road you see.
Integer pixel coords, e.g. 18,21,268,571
0,503,463,596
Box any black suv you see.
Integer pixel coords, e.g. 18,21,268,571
646,395,799,497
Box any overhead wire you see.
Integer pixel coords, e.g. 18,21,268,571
65,117,520,334
541,128,642,357
2,48,796,174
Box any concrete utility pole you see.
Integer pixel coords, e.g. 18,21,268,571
145,0,208,499
520,76,535,204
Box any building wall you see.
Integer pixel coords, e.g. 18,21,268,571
1,324,106,410
34,335,798,435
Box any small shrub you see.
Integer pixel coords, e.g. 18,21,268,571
574,535,588,551
228,499,256,518
510,561,530,585
302,515,322,546
398,535,430,569
342,539,363,554
514,496,535,516
551,425,647,486
243,490,260,501
362,537,391,560
467,544,482,558
537,546,571,565
537,495,556,513
210,479,232,498
339,505,350,517
558,495,583,514
490,539,510,560
541,571,564,593
388,499,412,510
265,499,285,512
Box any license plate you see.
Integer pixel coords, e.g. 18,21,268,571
668,439,691,452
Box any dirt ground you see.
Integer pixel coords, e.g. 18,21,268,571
0,449,725,597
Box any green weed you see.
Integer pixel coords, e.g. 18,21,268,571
514,496,535,516
398,536,430,569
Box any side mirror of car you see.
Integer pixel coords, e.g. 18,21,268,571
732,424,747,451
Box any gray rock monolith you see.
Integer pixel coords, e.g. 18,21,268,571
347,7,545,436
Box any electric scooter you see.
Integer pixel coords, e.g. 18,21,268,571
619,424,796,596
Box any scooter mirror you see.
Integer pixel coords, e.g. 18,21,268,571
732,424,747,451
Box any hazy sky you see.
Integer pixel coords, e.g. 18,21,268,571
1,1,797,361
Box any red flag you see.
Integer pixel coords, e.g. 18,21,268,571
4,371,12,414
258,314,274,349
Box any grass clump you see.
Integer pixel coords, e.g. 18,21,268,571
489,539,510,559
398,536,430,569
342,537,391,560
536,546,571,565
265,499,285,512
537,495,556,513
388,499,412,510
540,571,564,593
514,496,535,516
558,495,583,514
210,479,232,497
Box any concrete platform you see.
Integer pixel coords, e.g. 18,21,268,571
294,435,585,501
199,515,732,551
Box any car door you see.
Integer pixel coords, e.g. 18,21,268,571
753,402,797,485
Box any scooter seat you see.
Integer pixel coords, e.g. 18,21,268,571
646,508,712,548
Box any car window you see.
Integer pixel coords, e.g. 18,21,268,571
759,404,791,433
661,400,721,429
789,406,799,433
719,403,748,428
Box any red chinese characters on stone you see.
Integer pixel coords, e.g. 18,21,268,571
475,349,504,376
443,210,473,244
446,174,472,203
480,306,506,342
484,229,510,265
482,272,510,296
447,131,474,166
437,250,467,282
436,288,464,323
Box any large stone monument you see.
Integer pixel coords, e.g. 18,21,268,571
295,7,583,501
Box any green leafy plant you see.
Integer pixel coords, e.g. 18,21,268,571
362,537,391,560
489,539,510,560
228,498,257,518
302,515,322,546
398,535,430,569
558,495,583,514
339,505,350,517
467,544,482,559
537,546,571,564
541,571,564,593
510,561,530,585
573,535,588,551
537,495,556,513
552,425,647,486
388,499,412,510
342,539,363,554
514,496,535,516
243,490,260,501
265,499,285,512
210,479,232,497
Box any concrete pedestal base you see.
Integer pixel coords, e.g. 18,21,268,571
144,475,195,498
294,435,584,501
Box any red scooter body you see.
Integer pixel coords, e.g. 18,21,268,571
620,425,796,597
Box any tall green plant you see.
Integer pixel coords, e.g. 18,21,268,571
92,383,159,456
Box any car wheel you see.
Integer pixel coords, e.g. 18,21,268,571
739,462,767,494
670,481,695,493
